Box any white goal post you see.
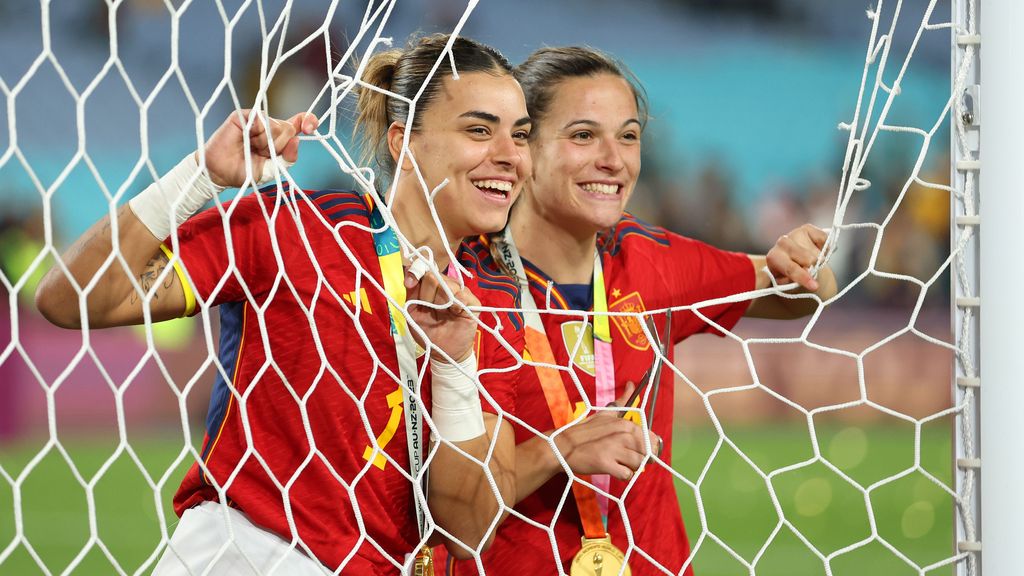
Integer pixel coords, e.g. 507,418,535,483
976,0,1024,575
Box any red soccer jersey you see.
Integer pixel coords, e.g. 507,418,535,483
444,215,755,575
165,186,523,574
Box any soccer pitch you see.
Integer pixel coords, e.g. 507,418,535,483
0,424,952,575
673,424,954,575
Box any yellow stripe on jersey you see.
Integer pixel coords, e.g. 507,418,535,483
159,243,196,317
362,387,405,470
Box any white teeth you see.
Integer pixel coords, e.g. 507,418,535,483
471,179,513,194
581,183,619,195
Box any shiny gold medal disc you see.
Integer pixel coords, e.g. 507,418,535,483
412,546,434,576
570,535,631,576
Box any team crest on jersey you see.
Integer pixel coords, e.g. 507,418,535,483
609,291,651,351
560,321,596,376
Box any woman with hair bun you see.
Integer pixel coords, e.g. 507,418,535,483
36,34,532,575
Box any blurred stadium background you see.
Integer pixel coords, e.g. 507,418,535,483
0,0,954,574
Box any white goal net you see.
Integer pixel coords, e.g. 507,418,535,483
0,0,980,575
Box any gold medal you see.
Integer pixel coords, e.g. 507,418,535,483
412,546,434,576
570,535,631,576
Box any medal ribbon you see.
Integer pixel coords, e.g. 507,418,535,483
367,196,432,548
591,254,614,521
492,227,613,539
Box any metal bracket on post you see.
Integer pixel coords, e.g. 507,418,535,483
960,84,982,153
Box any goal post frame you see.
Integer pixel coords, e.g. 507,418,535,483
976,0,1024,574
951,0,982,574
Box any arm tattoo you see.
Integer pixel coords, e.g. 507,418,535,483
130,251,172,305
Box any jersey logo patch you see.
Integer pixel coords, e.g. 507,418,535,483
561,321,596,376
342,288,373,314
609,291,650,351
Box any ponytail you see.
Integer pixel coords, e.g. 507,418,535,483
354,49,401,171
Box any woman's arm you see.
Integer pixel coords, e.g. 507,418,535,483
427,414,516,558
513,408,647,505
405,268,519,556
35,192,187,328
745,224,839,319
430,401,650,557
35,111,316,329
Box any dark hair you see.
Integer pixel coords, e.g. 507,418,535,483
355,34,514,178
514,46,649,131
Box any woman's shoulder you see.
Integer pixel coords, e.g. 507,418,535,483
458,235,520,305
598,213,672,256
256,184,373,223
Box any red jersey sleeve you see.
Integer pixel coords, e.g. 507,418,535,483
164,193,278,308
664,232,756,338
456,238,524,419
475,308,523,418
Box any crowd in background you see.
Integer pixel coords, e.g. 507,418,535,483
0,0,954,439
2,1,954,308
627,146,952,309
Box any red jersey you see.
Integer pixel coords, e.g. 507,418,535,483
445,215,754,575
166,186,523,574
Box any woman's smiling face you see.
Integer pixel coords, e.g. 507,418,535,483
525,73,642,236
397,72,532,239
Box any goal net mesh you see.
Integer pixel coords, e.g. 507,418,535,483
0,0,976,574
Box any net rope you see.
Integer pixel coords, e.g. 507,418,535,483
0,0,977,574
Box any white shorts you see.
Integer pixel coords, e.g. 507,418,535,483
152,501,330,575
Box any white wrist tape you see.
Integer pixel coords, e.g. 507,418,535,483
129,153,226,241
430,352,485,443
129,153,293,241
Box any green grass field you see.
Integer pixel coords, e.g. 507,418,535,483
0,424,954,575
672,424,954,575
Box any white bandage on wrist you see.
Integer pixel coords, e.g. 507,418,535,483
128,152,294,241
128,153,226,241
430,352,486,443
